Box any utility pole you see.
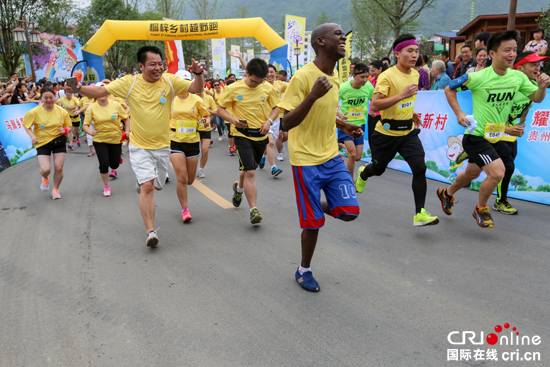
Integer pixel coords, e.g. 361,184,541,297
507,0,518,30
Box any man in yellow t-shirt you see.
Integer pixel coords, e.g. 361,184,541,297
77,46,204,248
217,58,280,225
355,33,439,228
279,23,363,292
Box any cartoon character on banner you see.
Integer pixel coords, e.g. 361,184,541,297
447,134,465,181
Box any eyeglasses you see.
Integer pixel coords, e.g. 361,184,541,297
214,84,220,87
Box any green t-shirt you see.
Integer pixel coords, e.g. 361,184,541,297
339,80,375,126
457,66,538,143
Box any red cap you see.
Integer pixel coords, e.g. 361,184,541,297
514,53,550,69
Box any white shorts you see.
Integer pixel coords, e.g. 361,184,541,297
268,119,280,140
129,143,170,189
86,123,94,146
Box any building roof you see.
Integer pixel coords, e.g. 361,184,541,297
434,32,466,40
457,12,542,36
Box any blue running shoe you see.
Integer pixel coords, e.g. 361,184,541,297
271,166,282,177
259,156,266,169
295,268,320,292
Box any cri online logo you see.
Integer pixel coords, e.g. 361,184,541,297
448,324,541,346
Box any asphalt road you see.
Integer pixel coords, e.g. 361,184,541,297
1,139,548,367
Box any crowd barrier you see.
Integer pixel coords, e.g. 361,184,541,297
359,90,550,205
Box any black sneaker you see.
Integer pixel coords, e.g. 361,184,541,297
232,181,242,207
436,188,455,215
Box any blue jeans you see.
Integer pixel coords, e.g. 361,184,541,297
215,116,225,137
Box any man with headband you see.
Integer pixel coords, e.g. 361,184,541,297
493,51,549,215
355,33,440,227
436,31,549,228
337,62,373,181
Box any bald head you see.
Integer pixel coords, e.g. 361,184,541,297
311,23,342,53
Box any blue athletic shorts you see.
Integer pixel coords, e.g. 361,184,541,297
292,155,360,229
337,125,365,145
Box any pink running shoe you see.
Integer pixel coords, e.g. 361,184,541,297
182,207,192,223
103,185,111,197
109,170,118,179
120,156,123,164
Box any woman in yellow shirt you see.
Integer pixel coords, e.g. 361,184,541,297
171,70,210,222
56,84,81,150
82,82,129,197
23,87,72,200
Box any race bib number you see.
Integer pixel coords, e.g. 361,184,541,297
348,106,364,121
484,122,505,143
175,120,197,138
396,97,415,114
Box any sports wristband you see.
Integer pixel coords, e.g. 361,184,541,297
193,71,204,75
63,127,70,136
268,118,274,125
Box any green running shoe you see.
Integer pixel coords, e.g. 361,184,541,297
493,199,518,215
355,165,368,193
413,208,440,227
250,208,262,224
232,181,243,207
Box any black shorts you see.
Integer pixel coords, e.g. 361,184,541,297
170,141,201,157
370,129,424,167
235,136,268,171
36,136,67,156
199,130,211,140
225,122,233,137
463,135,500,168
72,122,81,127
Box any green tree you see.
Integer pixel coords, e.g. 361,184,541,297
510,174,528,190
0,0,75,75
350,0,393,59
536,184,550,192
315,11,334,28
361,0,437,39
146,0,185,20
425,160,438,172
536,4,550,75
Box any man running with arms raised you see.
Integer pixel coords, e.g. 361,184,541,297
78,46,204,247
436,31,549,228
279,23,363,292
355,33,439,227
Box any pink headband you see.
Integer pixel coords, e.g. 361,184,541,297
394,39,419,53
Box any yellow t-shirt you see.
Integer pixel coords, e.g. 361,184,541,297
198,94,216,132
56,96,80,123
23,104,71,148
218,79,279,141
211,88,224,105
272,81,288,119
105,74,192,149
169,94,209,143
374,66,419,137
84,100,129,144
78,96,93,110
278,62,340,166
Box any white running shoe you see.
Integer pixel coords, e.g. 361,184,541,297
103,185,111,197
51,190,61,200
277,153,284,161
146,230,159,248
40,178,49,192
218,136,223,141
197,169,206,178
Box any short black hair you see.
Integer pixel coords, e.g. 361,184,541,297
267,64,277,71
422,55,429,63
9,72,17,77
456,55,463,61
475,47,488,56
370,59,388,72
441,51,449,58
137,46,163,65
350,62,357,66
461,45,472,51
392,33,416,51
487,30,520,53
475,32,491,45
515,51,537,65
534,28,544,34
246,58,268,79
381,56,391,63
278,70,287,77
41,86,56,97
353,63,369,74
226,80,236,86
228,73,236,78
